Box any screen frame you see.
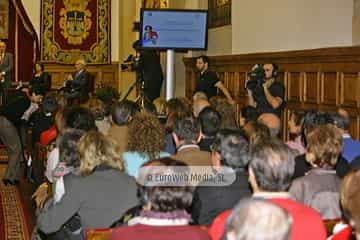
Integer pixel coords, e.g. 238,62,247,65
139,8,209,51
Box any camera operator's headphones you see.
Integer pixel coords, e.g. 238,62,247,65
271,63,279,78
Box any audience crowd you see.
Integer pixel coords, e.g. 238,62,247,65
2,85,360,240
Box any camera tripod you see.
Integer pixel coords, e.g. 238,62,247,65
122,74,151,109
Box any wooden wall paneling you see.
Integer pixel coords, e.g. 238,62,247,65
321,72,339,105
287,72,302,103
303,72,320,104
340,72,359,107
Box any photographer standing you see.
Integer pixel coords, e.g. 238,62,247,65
247,63,285,116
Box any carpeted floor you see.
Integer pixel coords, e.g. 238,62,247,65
0,165,32,240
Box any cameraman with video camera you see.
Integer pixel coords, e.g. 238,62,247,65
246,63,285,116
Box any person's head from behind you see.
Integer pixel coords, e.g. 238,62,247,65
302,110,333,137
305,124,342,169
258,113,281,138
78,131,124,176
239,106,259,127
127,112,165,159
172,115,201,146
110,100,139,126
144,25,152,32
193,91,208,102
140,158,193,213
243,121,271,147
210,96,237,129
341,170,360,235
165,98,190,117
249,139,295,192
193,98,210,118
42,94,58,117
59,129,84,169
29,87,45,103
333,108,351,134
288,110,306,136
210,129,249,171
226,198,292,240
196,55,209,72
87,97,106,121
64,106,97,131
198,106,221,138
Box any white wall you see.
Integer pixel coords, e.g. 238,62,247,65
21,0,120,62
232,0,353,54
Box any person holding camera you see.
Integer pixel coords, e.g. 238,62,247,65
246,63,285,116
195,55,235,105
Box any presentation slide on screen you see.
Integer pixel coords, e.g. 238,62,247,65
141,11,207,49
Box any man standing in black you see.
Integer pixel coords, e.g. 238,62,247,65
195,55,235,104
247,63,285,116
0,88,44,185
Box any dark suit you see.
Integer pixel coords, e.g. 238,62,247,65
29,72,51,93
65,70,90,102
0,52,13,103
0,91,30,182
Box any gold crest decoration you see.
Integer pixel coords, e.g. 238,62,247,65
40,0,110,64
59,0,92,45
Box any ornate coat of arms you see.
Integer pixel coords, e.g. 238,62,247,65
40,0,110,64
59,0,92,45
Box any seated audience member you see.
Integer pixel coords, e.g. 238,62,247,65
293,110,350,179
37,131,138,236
86,97,110,135
31,94,58,144
193,98,210,118
163,98,191,154
45,107,97,183
107,100,139,158
0,88,44,185
171,115,212,166
334,108,360,163
286,110,306,155
123,112,169,177
110,158,210,240
258,113,281,138
330,169,360,240
225,198,292,240
191,129,251,225
197,106,221,152
238,105,259,128
32,129,84,209
164,111,191,155
210,96,237,129
209,138,326,240
290,124,342,219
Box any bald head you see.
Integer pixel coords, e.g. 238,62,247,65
337,108,349,119
193,99,210,117
258,113,281,137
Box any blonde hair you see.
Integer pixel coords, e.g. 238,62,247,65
78,131,124,176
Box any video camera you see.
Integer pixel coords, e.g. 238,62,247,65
121,54,142,72
246,64,265,92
